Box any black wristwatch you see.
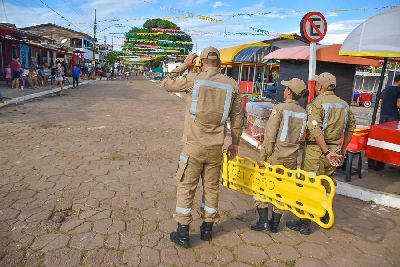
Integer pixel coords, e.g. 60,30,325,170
323,150,331,156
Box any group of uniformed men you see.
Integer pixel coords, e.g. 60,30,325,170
161,47,356,248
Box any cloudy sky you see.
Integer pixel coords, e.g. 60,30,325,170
1,0,399,52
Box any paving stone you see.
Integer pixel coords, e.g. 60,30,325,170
176,246,196,266
325,255,361,267
120,233,141,249
240,230,273,247
0,208,20,220
93,218,125,234
70,232,104,250
233,244,269,264
266,243,300,261
295,257,329,267
31,233,70,252
59,218,84,233
213,231,243,247
68,221,92,234
105,234,120,249
141,231,164,247
160,247,181,266
123,246,141,266
140,246,160,266
84,248,121,266
197,245,234,265
142,208,171,221
297,241,329,259
44,248,81,267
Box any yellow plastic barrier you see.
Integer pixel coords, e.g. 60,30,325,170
221,153,335,228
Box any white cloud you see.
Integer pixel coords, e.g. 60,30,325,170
213,1,223,9
320,19,364,44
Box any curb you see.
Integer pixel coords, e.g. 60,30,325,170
0,81,89,108
171,91,400,209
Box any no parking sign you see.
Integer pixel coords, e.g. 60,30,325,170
300,12,327,43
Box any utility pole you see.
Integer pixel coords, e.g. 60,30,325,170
92,9,97,63
111,36,114,51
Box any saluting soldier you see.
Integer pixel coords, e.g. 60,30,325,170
252,78,308,234
286,72,356,235
161,47,243,248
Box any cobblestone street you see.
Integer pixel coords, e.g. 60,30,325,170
0,79,399,267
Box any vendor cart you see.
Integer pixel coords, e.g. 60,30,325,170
340,7,400,171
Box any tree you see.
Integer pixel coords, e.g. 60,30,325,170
123,19,193,63
105,51,122,65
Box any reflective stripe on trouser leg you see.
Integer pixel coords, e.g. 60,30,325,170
175,153,203,225
254,196,269,209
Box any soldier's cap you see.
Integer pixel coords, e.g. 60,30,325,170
200,47,220,60
281,78,306,95
312,72,336,90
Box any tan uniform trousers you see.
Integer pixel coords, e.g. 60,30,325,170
303,144,338,194
174,144,223,225
254,160,297,214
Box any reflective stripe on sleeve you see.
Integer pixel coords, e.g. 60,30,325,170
280,110,307,142
321,103,348,132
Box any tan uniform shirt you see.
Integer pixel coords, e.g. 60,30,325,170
161,63,243,148
260,99,307,165
306,91,356,145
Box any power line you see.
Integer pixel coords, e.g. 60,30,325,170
1,0,8,22
37,0,83,32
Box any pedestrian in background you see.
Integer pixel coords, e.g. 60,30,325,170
379,75,400,123
252,78,308,234
10,57,22,89
162,48,243,248
54,63,64,96
72,65,81,88
286,72,355,235
4,64,12,87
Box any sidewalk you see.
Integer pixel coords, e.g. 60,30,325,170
0,78,90,108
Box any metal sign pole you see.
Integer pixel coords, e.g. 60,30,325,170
308,42,317,80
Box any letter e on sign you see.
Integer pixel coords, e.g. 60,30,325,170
300,12,328,42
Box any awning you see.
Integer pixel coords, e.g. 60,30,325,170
339,7,400,58
233,46,271,62
220,42,269,65
264,44,380,67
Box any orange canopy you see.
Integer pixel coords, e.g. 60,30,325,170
264,44,381,67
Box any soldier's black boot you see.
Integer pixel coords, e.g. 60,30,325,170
200,222,214,241
170,223,190,248
269,211,282,233
251,207,270,232
286,218,311,235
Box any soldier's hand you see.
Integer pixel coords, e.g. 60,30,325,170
184,53,198,68
326,152,343,167
227,144,238,160
257,161,266,169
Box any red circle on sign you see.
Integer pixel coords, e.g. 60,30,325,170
302,12,327,42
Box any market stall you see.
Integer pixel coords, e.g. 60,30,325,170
340,6,400,171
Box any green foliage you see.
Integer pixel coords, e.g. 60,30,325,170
105,51,123,64
143,19,179,30
123,18,193,61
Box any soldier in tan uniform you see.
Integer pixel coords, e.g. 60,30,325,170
161,47,243,248
286,72,356,235
251,78,307,234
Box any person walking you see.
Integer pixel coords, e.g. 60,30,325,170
10,57,22,89
161,48,243,248
72,65,81,88
379,75,400,123
4,64,12,86
252,78,307,234
54,63,64,95
286,72,356,235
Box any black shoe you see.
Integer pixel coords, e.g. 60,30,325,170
251,207,270,232
269,211,282,233
170,223,190,248
321,211,330,225
200,222,213,241
286,219,311,235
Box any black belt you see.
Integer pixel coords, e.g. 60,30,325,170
306,141,339,146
